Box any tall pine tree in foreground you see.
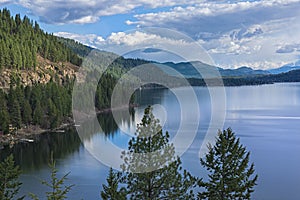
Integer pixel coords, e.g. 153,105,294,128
199,128,258,200
0,155,24,200
120,106,198,200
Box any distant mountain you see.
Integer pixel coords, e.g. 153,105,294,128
156,61,269,78
157,61,215,78
268,61,300,74
221,66,269,77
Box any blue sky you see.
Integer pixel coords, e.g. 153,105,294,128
1,0,300,69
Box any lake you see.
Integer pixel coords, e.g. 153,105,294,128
1,83,300,199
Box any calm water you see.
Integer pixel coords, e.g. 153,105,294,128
1,83,300,199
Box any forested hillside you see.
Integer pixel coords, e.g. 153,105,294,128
0,8,81,70
0,8,129,138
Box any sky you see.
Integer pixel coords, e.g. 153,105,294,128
1,0,300,69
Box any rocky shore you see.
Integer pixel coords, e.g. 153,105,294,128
0,122,73,148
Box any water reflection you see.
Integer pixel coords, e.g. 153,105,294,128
0,109,136,172
0,127,82,172
97,108,135,137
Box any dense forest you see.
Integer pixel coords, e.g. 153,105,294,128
0,8,82,70
0,71,121,134
0,78,73,133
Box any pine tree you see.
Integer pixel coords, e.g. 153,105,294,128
47,98,60,129
0,94,10,134
101,168,127,200
29,154,74,200
22,100,32,125
121,106,197,200
10,99,22,129
199,128,258,200
33,100,43,125
0,107,10,134
0,155,25,200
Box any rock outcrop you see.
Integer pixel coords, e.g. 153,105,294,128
0,55,79,89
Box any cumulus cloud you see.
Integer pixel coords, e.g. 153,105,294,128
11,0,198,24
130,0,300,39
203,16,300,69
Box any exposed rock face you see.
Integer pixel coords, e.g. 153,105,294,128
0,56,79,88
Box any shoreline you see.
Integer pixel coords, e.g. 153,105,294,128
0,104,138,147
0,121,74,148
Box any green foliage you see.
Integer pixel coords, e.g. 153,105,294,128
0,8,81,69
33,100,43,125
10,99,22,129
0,92,10,134
47,98,61,129
29,155,74,200
22,100,32,125
199,128,258,200
0,155,25,200
57,36,93,58
0,70,124,133
120,106,197,200
0,80,75,133
101,168,127,200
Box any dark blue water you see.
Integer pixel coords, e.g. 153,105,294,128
1,83,300,199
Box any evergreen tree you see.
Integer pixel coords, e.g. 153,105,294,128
29,155,74,200
22,100,32,125
0,8,82,69
0,94,10,134
0,155,25,200
33,100,43,125
10,99,22,129
47,98,60,129
0,107,10,134
199,128,258,200
121,106,197,200
101,168,127,200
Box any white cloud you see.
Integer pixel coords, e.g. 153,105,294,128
130,0,300,37
202,16,300,69
54,32,105,48
69,15,99,24
11,0,198,24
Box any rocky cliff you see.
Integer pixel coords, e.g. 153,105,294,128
0,55,79,89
